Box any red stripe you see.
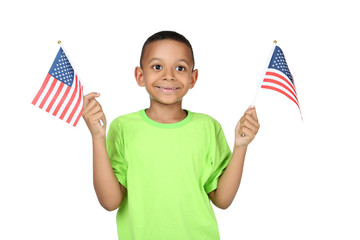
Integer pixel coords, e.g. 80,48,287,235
261,85,300,110
32,73,51,105
266,71,296,93
73,110,82,127
59,76,79,120
66,76,82,124
263,79,298,102
39,77,57,109
72,86,84,127
52,86,71,116
45,82,65,113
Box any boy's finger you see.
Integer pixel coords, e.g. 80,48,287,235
241,117,259,133
245,106,258,122
251,107,258,121
83,92,100,106
86,104,103,117
82,98,99,115
240,126,254,140
244,112,259,128
91,111,106,124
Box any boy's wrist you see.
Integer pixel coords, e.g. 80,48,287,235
233,144,247,153
92,134,106,143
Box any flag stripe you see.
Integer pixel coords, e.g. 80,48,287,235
59,75,79,120
55,77,76,119
46,81,65,112
73,84,84,127
49,83,67,115
34,76,55,108
73,78,84,126
52,85,71,116
72,92,83,126
261,80,299,106
261,85,300,109
32,73,51,105
63,76,80,122
73,113,82,127
39,77,57,109
66,76,82,124
266,71,296,93
263,78,298,102
263,73,297,98
42,80,62,111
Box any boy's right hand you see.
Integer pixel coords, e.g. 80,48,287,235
82,92,107,140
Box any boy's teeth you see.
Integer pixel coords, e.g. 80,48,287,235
159,87,177,89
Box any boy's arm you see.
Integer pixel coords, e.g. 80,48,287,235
208,107,259,209
83,93,126,211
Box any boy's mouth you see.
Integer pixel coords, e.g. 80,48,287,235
155,86,181,93
156,86,180,90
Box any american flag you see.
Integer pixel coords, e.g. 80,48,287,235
32,47,84,127
261,45,302,117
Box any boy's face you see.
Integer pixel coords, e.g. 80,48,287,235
135,40,198,106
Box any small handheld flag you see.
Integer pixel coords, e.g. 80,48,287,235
252,41,302,119
32,42,84,127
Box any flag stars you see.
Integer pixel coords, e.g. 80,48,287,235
268,46,293,83
49,48,75,87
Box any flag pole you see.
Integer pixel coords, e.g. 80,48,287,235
251,40,278,107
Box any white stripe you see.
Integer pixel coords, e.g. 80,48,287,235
48,83,68,115
264,73,297,99
35,76,55,108
42,80,61,111
262,81,299,105
55,75,76,118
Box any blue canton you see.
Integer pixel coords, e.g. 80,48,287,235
49,47,74,87
268,46,293,83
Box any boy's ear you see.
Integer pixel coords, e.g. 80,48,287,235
135,66,145,87
189,69,199,89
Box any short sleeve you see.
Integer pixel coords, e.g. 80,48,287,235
106,120,128,188
204,126,232,194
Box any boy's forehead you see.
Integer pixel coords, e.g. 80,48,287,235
143,40,193,63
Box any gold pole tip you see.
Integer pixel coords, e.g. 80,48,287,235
273,40,277,44
58,40,62,44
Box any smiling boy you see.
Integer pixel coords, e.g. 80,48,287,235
82,31,260,239
135,37,197,123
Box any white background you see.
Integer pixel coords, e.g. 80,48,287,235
1,0,359,239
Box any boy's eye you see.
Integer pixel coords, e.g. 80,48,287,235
153,65,162,70
176,66,185,71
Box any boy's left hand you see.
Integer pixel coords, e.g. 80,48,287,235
234,106,260,148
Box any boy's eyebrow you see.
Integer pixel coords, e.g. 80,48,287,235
147,58,162,63
148,58,191,66
177,59,191,65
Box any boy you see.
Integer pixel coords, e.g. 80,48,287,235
82,31,260,239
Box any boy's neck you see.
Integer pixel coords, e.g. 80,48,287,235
145,101,187,124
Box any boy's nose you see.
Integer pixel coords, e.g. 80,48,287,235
162,75,175,81
161,69,175,81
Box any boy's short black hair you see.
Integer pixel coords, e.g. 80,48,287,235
140,31,195,70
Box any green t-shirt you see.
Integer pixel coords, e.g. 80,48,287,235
106,109,232,240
